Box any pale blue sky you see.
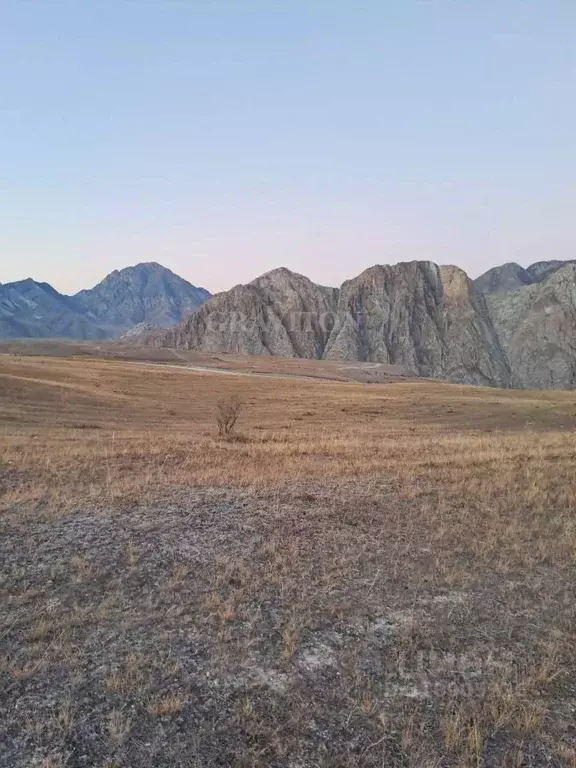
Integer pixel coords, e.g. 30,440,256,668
1,1,575,293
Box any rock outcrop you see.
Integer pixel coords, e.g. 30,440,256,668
474,263,533,294
324,262,511,386
163,268,338,358
486,264,576,389
154,261,513,388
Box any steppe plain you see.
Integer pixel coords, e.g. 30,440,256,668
1,346,576,767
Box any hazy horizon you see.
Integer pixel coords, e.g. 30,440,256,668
2,1,575,294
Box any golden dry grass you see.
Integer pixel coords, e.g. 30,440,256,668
2,354,576,765
2,353,576,513
0,339,406,380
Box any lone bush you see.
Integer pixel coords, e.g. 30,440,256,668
216,395,243,437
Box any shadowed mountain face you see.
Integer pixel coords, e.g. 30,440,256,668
474,263,534,294
0,263,211,340
0,279,108,340
525,260,576,283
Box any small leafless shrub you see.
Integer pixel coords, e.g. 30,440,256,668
216,395,243,438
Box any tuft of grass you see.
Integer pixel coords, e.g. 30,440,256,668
282,615,301,659
146,693,185,717
29,618,55,643
107,709,133,743
125,543,139,567
105,653,146,695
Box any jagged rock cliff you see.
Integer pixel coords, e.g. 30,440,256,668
163,268,338,358
323,262,511,385
154,261,514,387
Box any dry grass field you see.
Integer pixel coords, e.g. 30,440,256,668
1,353,576,767
0,339,410,382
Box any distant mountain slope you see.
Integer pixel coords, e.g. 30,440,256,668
526,260,576,283
486,264,576,389
72,262,211,336
475,259,576,294
0,279,107,340
0,263,211,340
474,263,533,294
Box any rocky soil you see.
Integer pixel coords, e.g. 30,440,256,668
2,483,575,767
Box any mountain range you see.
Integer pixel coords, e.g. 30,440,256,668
0,263,211,340
2,257,576,390
149,259,576,390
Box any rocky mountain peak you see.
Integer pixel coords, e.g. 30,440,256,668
474,262,533,294
0,263,211,340
72,262,211,335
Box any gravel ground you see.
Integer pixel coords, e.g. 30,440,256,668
1,485,575,767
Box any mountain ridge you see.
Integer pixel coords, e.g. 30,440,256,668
472,259,576,294
149,258,576,390
3,257,576,390
0,263,211,340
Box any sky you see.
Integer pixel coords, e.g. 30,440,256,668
1,1,575,294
